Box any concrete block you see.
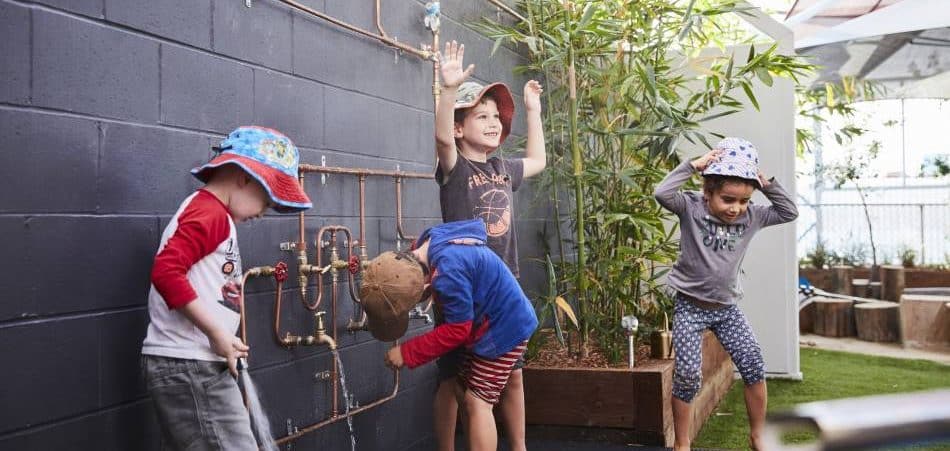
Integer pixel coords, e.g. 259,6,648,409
98,309,151,406
160,44,253,133
0,216,159,322
0,110,99,213
376,100,422,162
33,9,160,122
0,400,160,451
0,316,99,433
213,0,293,72
32,0,103,18
99,123,210,213
324,87,380,154
0,2,30,104
289,6,331,82
105,0,212,48
253,69,324,149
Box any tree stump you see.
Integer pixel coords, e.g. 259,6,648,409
881,265,905,303
854,302,899,342
851,278,869,297
831,266,853,295
868,281,882,299
900,294,950,351
800,301,816,334
814,297,855,337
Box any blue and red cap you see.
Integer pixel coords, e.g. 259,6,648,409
192,126,312,213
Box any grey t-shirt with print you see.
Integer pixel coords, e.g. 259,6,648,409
653,161,798,305
436,155,525,276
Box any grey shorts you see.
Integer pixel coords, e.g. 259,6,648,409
141,355,257,451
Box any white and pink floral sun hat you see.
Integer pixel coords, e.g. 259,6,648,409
702,137,760,182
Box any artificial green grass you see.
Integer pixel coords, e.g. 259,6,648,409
693,347,950,450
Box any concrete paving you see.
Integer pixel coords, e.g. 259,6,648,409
800,333,950,365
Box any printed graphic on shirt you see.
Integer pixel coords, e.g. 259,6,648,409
474,188,512,238
695,215,747,252
222,260,236,275
218,283,242,313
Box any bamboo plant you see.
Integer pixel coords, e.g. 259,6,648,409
479,0,811,362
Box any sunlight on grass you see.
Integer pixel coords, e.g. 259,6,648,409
694,348,950,450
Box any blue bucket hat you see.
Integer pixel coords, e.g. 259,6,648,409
702,137,760,182
192,126,312,213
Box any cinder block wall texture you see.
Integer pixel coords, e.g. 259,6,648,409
0,1,553,449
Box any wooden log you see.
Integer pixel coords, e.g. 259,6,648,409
881,265,905,303
831,266,853,295
814,297,855,337
900,294,950,351
854,302,900,342
851,278,869,297
868,281,882,300
799,301,816,334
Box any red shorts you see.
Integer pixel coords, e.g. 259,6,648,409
458,341,528,404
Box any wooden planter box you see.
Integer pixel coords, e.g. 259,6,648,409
800,267,950,293
523,331,733,447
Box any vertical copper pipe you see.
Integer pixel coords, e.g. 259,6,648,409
304,226,334,311
374,0,389,38
395,176,418,244
329,229,340,417
297,173,308,302
358,175,367,261
272,281,285,343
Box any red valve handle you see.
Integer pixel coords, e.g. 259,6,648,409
274,261,289,282
348,255,360,275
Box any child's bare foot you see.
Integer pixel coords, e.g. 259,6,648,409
749,433,763,450
673,442,690,451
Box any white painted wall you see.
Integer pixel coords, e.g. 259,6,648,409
679,43,801,378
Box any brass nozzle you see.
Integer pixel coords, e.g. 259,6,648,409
314,312,337,350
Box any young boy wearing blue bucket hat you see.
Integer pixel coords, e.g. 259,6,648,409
141,126,311,450
653,137,798,450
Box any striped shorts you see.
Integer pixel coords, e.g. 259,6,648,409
458,341,528,405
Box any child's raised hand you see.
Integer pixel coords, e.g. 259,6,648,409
384,345,404,369
691,148,722,172
524,80,543,112
757,170,771,188
437,40,475,89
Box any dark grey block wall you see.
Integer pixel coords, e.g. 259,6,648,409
0,1,553,450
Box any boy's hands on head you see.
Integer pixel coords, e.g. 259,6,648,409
757,170,771,188
438,40,475,89
691,148,723,172
385,345,405,369
208,328,249,377
524,80,543,113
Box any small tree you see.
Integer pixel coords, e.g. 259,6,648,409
820,141,881,266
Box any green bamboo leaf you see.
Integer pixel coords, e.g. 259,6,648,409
755,67,773,87
698,109,738,122
741,81,760,110
491,36,505,57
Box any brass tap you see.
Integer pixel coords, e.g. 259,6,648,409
314,311,337,350
246,265,275,278
297,248,309,299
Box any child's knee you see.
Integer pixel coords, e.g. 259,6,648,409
736,351,765,385
505,369,523,391
673,370,702,402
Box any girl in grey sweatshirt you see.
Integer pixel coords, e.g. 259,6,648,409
653,137,798,451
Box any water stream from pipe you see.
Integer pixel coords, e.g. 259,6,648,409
332,350,357,451
238,359,279,451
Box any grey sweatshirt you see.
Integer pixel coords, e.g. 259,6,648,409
653,161,799,305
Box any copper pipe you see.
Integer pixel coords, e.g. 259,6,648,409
275,0,434,61
485,0,527,22
274,364,400,445
297,172,308,302
395,176,418,243
302,226,335,311
299,164,432,179
238,266,277,353
357,175,368,263
328,228,340,416
374,0,389,38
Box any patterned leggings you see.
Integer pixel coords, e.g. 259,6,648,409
672,294,765,402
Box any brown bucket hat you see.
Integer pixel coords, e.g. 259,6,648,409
360,251,428,341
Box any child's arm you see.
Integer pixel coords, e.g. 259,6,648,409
521,80,546,178
395,259,474,369
752,170,799,227
434,40,475,174
653,149,721,215
180,300,249,376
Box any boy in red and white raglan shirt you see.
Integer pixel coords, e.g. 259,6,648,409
141,126,311,450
